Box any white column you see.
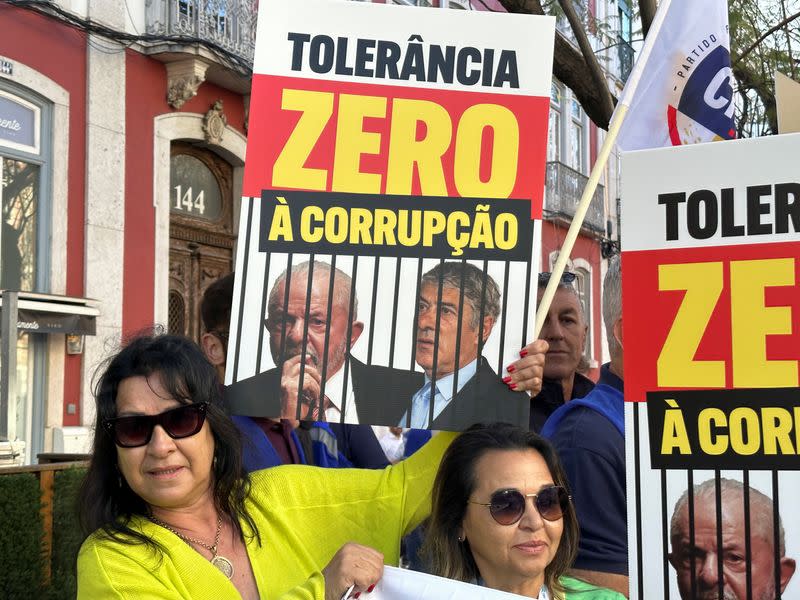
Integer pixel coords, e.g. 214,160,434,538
81,1,128,425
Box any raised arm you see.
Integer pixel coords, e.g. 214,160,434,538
259,431,458,600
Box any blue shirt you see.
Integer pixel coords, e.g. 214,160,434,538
542,364,627,575
399,359,478,428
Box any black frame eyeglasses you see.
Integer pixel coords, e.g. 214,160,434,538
538,272,577,285
468,486,571,525
103,403,208,448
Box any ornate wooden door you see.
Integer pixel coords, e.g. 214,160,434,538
168,142,235,342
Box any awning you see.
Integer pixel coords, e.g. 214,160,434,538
0,291,100,336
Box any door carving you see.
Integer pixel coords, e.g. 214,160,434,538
168,142,235,342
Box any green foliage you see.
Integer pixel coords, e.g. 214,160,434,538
43,468,86,600
0,473,45,600
728,0,800,136
0,468,86,600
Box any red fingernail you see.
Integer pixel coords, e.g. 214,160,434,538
506,365,516,373
519,349,528,357
354,593,361,599
502,376,512,384
367,584,376,593
509,383,517,390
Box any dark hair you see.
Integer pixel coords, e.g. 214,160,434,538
201,273,234,351
423,423,579,597
421,262,501,327
78,332,258,552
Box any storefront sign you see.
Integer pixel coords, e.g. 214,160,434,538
0,90,39,154
7,309,96,335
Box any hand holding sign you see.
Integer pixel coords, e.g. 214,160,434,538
323,542,383,600
504,338,548,395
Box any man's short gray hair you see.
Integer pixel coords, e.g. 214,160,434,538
537,273,585,321
421,262,500,330
602,255,622,356
268,260,357,319
670,477,786,556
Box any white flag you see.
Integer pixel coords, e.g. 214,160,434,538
616,0,736,151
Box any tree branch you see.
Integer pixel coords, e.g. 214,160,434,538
733,61,778,134
557,0,615,121
735,87,749,138
499,0,615,128
732,9,800,66
638,0,657,38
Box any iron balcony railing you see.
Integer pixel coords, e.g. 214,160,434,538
146,0,258,64
544,161,605,234
616,35,634,83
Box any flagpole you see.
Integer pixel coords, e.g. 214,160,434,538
533,0,675,338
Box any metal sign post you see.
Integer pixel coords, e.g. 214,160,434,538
0,290,18,441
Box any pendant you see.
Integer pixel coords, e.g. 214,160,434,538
212,555,234,579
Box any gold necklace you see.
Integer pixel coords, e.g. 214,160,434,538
149,514,234,579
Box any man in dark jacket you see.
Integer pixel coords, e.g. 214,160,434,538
529,271,594,431
541,256,627,596
203,270,389,470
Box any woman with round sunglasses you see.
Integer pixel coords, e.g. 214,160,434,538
423,423,625,599
77,334,546,599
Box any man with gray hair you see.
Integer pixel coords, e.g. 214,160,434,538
669,478,795,600
226,260,409,468
530,271,593,431
400,261,528,430
541,255,628,596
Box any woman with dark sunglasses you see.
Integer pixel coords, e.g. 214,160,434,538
422,423,625,599
74,333,460,599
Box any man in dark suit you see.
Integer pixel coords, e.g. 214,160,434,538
226,352,418,427
397,262,528,430
224,261,393,466
201,273,313,471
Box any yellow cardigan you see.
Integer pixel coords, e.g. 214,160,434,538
77,432,455,599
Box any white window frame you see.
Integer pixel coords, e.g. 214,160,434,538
569,96,585,173
549,79,589,175
548,82,562,162
572,257,595,368
0,67,65,462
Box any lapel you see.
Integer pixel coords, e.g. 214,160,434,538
350,358,423,426
429,358,505,430
429,359,483,430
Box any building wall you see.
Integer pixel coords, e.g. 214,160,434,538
123,52,248,335
1,0,625,457
0,4,88,427
1,2,251,440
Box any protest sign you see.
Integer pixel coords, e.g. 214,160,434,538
225,0,554,430
776,72,800,135
365,565,524,599
621,133,800,599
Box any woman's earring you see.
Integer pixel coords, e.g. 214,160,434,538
457,534,465,543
